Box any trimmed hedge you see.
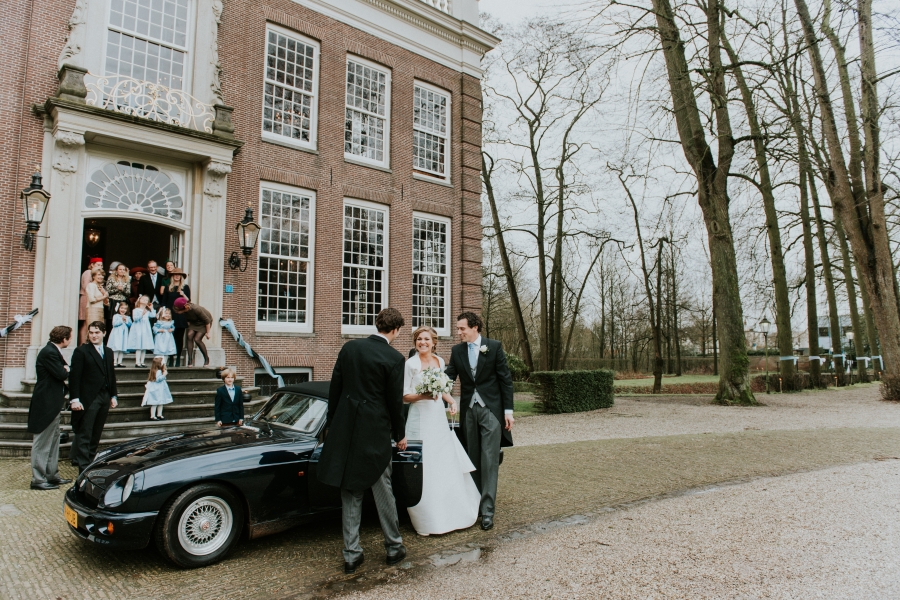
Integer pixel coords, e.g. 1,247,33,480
881,375,900,402
531,369,614,414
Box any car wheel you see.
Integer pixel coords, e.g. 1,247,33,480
155,483,244,568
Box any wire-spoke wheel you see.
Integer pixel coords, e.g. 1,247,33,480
156,483,244,568
177,496,233,556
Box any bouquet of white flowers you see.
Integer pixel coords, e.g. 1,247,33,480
415,367,454,398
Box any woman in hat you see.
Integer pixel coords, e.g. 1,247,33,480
162,268,191,366
172,297,212,367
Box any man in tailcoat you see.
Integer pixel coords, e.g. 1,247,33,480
444,311,515,531
137,260,164,307
27,326,74,490
317,308,408,574
69,321,119,471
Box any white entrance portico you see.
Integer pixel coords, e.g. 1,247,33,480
16,91,240,387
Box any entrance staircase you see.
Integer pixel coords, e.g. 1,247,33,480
0,359,266,458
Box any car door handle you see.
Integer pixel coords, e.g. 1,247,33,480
397,451,420,459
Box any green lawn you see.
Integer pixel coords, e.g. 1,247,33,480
614,374,720,387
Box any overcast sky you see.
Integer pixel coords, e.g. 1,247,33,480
478,0,560,20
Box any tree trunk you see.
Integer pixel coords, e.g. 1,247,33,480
482,153,534,370
859,278,881,375
721,30,796,385
651,0,754,403
672,246,683,376
796,0,900,377
834,212,868,380
809,168,846,384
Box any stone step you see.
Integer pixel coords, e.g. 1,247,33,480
0,402,267,443
19,365,229,392
0,397,267,425
0,387,260,410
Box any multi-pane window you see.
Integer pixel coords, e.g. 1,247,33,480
413,83,450,178
342,201,388,330
412,215,449,333
345,58,391,167
262,26,319,148
257,185,315,332
106,0,190,89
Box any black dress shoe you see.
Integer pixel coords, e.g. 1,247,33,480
344,555,364,574
480,516,494,530
386,546,407,566
30,482,59,490
48,478,72,485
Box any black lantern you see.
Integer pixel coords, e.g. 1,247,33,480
21,171,50,251
229,206,260,271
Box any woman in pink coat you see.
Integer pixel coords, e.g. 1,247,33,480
78,258,103,343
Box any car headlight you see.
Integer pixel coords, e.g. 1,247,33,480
103,473,136,507
122,474,135,503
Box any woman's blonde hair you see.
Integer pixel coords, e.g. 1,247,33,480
147,356,166,382
168,273,186,292
412,326,439,353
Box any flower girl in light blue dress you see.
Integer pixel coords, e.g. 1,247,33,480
108,302,132,367
142,357,173,420
128,295,156,367
153,309,177,366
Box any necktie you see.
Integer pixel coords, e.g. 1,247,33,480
96,345,103,358
468,343,477,370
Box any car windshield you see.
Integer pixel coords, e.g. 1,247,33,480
254,392,327,434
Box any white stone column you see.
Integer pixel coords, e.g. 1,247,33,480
192,160,230,366
23,128,85,383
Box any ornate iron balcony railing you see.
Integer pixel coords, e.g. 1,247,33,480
85,73,215,133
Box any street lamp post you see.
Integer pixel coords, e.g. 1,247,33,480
760,316,771,394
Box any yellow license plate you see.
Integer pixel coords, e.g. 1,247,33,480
64,503,79,529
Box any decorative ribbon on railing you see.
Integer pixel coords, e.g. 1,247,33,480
219,318,284,388
832,353,845,359
872,355,883,368
858,356,871,367
0,308,38,338
808,356,822,362
779,356,798,365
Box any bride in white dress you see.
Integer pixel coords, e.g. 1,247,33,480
404,326,481,535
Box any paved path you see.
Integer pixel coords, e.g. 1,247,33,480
0,386,897,599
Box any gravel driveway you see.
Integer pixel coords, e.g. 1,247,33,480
515,384,899,446
342,460,900,599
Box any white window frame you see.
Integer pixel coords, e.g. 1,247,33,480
261,24,320,151
255,182,316,334
412,80,451,181
341,198,390,334
411,212,451,336
344,55,392,169
103,0,194,91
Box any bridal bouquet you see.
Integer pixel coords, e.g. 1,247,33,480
415,367,454,398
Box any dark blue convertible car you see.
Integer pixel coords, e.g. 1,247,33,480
63,381,423,568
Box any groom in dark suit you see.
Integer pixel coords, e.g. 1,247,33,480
69,321,119,472
318,308,408,574
444,311,514,531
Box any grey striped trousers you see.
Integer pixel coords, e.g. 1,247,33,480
340,461,404,562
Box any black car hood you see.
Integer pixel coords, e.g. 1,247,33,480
92,424,303,473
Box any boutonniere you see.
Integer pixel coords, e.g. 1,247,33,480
480,345,489,355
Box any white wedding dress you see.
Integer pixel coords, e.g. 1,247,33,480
404,354,480,535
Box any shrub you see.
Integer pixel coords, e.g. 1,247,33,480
530,369,614,414
506,354,530,382
615,382,719,395
750,373,833,392
513,381,537,394
881,375,900,402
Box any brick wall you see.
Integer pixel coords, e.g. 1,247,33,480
218,0,484,383
0,0,486,385
0,0,71,371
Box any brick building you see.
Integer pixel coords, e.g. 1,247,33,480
1,0,497,392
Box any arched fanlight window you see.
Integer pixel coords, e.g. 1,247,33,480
85,162,183,221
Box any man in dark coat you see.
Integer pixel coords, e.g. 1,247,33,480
137,260,164,307
317,308,408,574
444,311,514,531
69,321,119,471
27,326,74,490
